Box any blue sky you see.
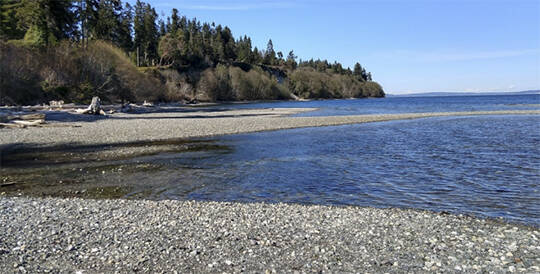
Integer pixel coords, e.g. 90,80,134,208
129,0,540,94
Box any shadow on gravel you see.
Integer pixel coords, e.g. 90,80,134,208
44,111,110,123
107,113,276,120
44,107,272,122
0,138,231,199
0,139,226,168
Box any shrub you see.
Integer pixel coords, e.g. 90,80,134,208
0,40,165,105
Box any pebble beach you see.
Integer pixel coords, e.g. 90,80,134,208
1,106,540,272
1,197,539,273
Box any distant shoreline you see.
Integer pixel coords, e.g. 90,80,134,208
387,90,540,97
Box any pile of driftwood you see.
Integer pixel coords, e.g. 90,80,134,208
0,97,163,129
0,113,46,128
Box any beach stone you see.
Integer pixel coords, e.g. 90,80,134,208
0,196,538,273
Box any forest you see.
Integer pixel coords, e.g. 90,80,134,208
0,0,385,105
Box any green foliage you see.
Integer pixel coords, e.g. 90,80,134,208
23,25,57,47
263,39,276,65
1,0,385,105
0,0,24,40
288,67,384,99
16,0,76,45
133,0,159,66
286,50,297,70
196,65,290,101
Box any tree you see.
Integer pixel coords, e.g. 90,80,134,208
117,2,133,51
0,0,24,40
211,24,225,61
134,0,158,66
16,0,77,46
353,62,366,81
252,46,262,64
236,35,253,63
286,50,297,70
263,39,276,65
92,0,122,41
221,26,236,61
169,8,179,33
77,0,97,47
158,19,166,36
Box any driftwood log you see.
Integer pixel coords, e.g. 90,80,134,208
75,97,106,115
0,113,46,128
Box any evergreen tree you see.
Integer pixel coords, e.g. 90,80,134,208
116,2,133,51
93,0,122,42
263,39,276,65
134,0,158,66
353,62,365,81
158,19,166,36
236,35,253,63
222,26,236,61
212,24,225,61
0,0,24,40
169,8,179,33
286,50,297,70
16,0,77,46
252,46,262,64
78,0,99,46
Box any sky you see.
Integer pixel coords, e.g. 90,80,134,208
128,0,540,94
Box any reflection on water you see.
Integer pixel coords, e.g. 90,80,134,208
2,115,539,225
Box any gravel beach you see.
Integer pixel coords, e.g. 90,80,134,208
1,108,539,147
1,197,538,273
1,107,540,272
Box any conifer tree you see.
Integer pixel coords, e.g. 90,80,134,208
134,0,158,66
286,50,297,70
0,0,24,40
16,0,77,46
263,39,276,65
169,8,179,33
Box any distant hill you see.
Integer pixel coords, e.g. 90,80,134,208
387,90,540,97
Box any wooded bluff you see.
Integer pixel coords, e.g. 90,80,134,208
0,0,384,105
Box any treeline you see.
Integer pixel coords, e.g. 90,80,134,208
0,0,384,105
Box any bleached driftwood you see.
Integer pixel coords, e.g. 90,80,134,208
49,100,64,108
0,113,46,128
0,122,25,128
12,119,45,126
3,113,46,121
75,97,106,115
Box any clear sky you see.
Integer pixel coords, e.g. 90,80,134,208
128,0,540,94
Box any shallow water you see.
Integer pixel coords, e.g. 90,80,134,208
2,95,539,225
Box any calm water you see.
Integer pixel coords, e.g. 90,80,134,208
216,94,540,116
3,95,540,225
124,115,538,225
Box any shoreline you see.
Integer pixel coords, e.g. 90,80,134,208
0,196,538,272
1,108,539,148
